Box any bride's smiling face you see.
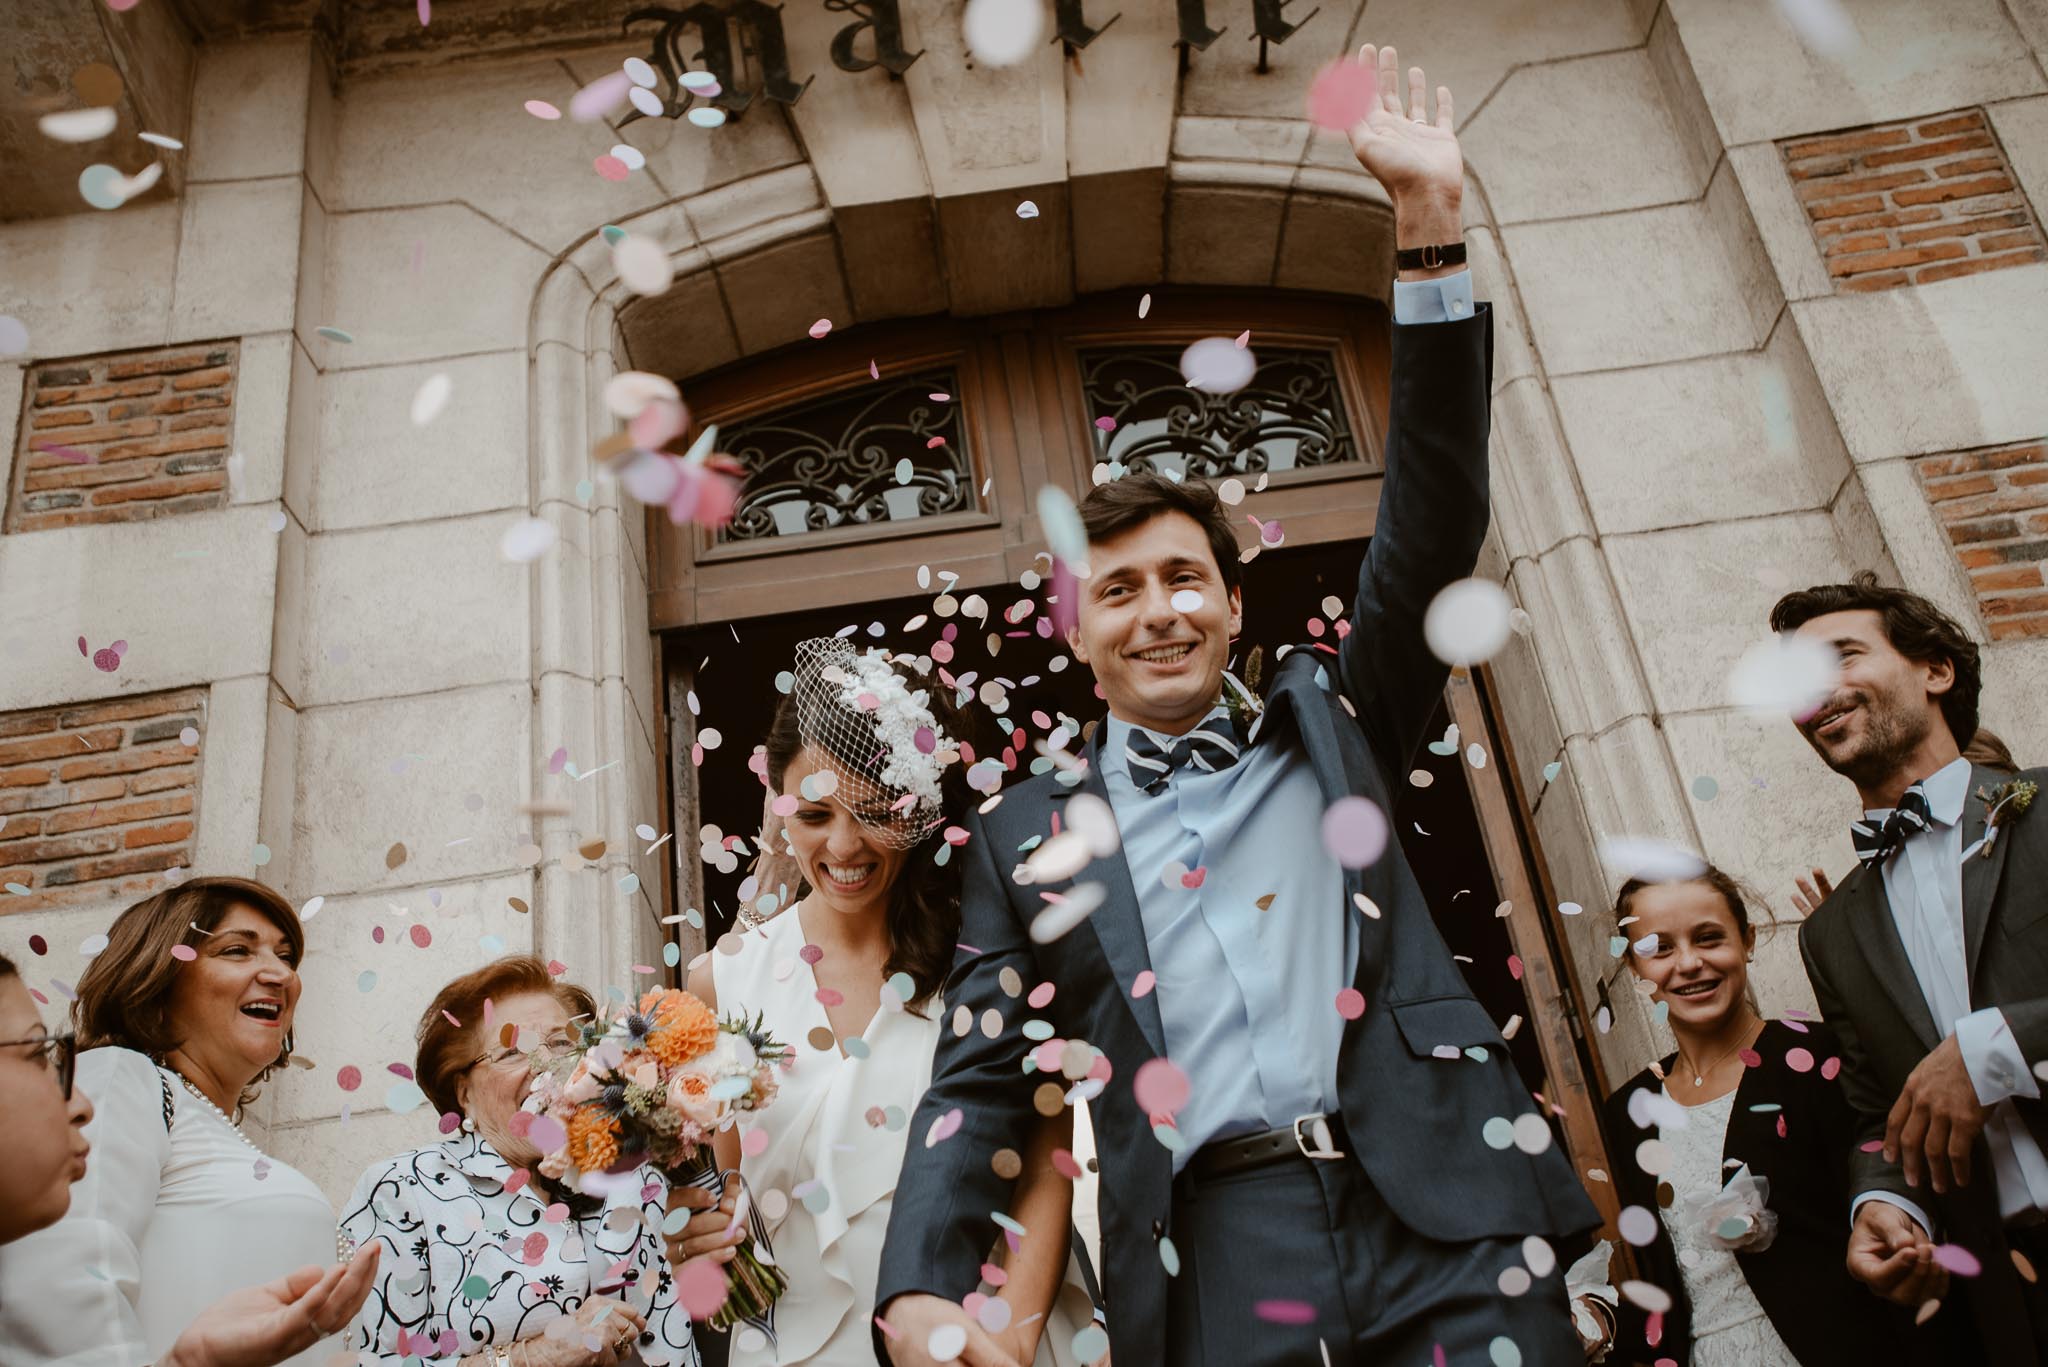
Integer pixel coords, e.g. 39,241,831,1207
780,747,909,917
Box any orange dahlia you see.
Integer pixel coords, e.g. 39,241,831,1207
641,987,718,1068
566,1108,621,1173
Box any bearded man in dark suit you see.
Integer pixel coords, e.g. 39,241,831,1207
1775,572,2048,1364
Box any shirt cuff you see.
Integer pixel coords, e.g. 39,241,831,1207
1955,1006,2041,1106
1852,1190,1933,1237
1391,269,1474,325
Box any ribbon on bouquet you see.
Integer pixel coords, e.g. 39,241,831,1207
675,1159,780,1349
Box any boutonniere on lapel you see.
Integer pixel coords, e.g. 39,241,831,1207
1970,777,2037,859
1222,646,1266,741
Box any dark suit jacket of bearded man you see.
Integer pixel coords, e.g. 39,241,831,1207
1801,762,2048,1363
873,306,1600,1366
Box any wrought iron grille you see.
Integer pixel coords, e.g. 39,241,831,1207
717,369,976,544
1077,344,1363,480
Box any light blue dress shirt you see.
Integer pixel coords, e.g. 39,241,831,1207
1101,704,1355,1169
1091,272,1467,1170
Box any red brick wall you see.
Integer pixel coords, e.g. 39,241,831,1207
6,342,238,532
1918,441,2048,641
1782,110,2047,293
0,689,206,912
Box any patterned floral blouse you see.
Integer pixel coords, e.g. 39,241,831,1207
338,1132,698,1364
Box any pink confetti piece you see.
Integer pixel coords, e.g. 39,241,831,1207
1777,1114,1788,1138
1094,415,1117,431
441,1009,462,1027
570,70,632,122
1785,1046,1815,1073
409,923,433,948
543,1201,570,1223
170,944,197,961
874,1316,902,1341
1180,867,1207,889
1320,796,1388,868
594,154,629,182
1028,982,1055,1008
1133,1058,1190,1116
869,359,880,379
1507,954,1524,980
521,1232,548,1265
815,987,844,1007
742,1127,770,1156
1861,1139,1885,1152
528,1113,567,1153
417,0,430,23
337,1065,362,1091
1739,1048,1763,1068
926,1107,964,1147
1305,55,1378,132
1254,1300,1316,1325
524,99,561,120
1933,1243,1983,1276
1132,969,1156,998
808,318,833,339
1335,987,1367,1020
1822,1055,1842,1079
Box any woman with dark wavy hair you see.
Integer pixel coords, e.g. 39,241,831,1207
670,640,1098,1366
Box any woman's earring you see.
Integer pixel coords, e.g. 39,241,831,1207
461,1116,477,1134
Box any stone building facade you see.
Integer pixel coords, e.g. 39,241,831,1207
3,0,2047,1207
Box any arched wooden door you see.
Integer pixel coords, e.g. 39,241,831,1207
646,290,1617,1221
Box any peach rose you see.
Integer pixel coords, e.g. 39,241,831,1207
666,1066,724,1127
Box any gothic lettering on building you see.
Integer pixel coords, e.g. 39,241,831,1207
824,0,923,76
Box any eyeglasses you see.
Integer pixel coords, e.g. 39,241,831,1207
1,1032,78,1100
469,1032,577,1071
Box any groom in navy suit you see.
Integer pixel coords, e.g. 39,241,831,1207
877,46,1597,1367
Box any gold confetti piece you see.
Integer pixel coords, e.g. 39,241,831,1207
806,1026,837,1052
1254,893,1277,911
517,800,572,817
1032,1083,1065,1117
992,1148,1023,1179
385,842,408,869
578,837,607,861
508,897,530,914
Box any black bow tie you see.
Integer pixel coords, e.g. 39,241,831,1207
1124,715,1244,796
1851,783,1934,866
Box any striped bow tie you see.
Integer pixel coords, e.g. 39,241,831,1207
1124,715,1244,795
1851,783,1934,866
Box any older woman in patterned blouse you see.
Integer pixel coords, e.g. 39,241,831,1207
339,956,697,1367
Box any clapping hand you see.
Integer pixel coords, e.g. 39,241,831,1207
1345,45,1462,225
516,1296,650,1367
159,1243,381,1367
1846,1200,1948,1308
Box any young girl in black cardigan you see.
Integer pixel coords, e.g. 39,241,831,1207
1593,868,1961,1366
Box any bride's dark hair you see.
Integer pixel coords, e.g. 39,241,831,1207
762,656,985,1012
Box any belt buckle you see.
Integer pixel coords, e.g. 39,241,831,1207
1292,1112,1344,1161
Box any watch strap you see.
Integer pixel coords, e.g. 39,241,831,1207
1393,241,1467,272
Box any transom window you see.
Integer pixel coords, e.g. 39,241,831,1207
1078,344,1362,479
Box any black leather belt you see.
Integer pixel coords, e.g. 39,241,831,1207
1186,1113,1348,1183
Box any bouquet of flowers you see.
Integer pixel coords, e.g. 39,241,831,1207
527,987,791,1331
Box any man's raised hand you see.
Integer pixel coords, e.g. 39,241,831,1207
1345,45,1462,211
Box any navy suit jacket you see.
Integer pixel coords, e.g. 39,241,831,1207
874,307,1599,1364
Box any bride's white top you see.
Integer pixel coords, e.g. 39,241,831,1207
713,904,1095,1366
0,1047,338,1367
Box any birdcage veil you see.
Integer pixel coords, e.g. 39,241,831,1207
787,637,954,851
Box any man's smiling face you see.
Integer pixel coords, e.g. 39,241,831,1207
1069,509,1243,736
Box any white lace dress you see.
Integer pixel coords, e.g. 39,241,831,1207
713,904,1097,1366
1656,1088,1799,1367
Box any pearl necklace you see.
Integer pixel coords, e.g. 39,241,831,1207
170,1070,266,1156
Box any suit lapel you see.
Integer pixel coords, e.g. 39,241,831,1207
1057,728,1167,1058
1837,861,1941,1051
1959,764,2014,991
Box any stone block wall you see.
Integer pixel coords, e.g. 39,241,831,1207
0,688,206,911
1918,440,2048,639
6,342,238,531
1783,109,2047,291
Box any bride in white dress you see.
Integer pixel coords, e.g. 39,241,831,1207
673,640,1099,1366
